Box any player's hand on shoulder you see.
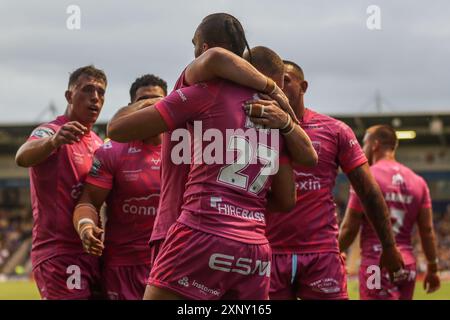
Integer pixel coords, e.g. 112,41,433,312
244,96,291,129
267,87,298,123
50,121,87,148
134,97,164,111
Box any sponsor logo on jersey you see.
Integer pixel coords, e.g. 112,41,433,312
176,89,187,102
210,197,222,208
128,146,141,154
209,253,271,277
151,157,161,165
178,276,189,287
122,193,159,216
294,171,322,191
192,280,221,297
214,200,265,223
349,139,359,147
31,127,55,139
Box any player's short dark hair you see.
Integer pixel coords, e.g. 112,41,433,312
68,65,107,88
197,13,251,59
129,74,168,102
368,124,398,151
244,46,284,80
283,60,305,81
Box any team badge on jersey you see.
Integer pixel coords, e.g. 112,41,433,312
31,127,55,139
392,173,405,186
103,140,113,149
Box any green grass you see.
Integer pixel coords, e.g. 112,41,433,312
0,279,448,300
348,278,450,300
0,280,40,300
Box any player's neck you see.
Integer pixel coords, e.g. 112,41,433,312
64,107,93,133
295,96,306,121
373,151,396,164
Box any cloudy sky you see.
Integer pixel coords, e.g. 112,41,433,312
1,0,449,124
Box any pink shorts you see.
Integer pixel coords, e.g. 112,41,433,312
33,253,101,300
359,263,416,300
101,263,151,300
270,252,348,300
147,222,271,300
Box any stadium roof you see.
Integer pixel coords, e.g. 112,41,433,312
335,112,450,146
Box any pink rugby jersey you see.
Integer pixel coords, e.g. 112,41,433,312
28,115,103,267
266,108,367,253
150,70,191,243
85,140,161,266
347,159,432,265
155,79,287,245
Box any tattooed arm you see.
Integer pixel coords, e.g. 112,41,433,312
346,163,404,279
338,207,363,252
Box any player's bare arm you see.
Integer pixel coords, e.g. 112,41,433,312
244,95,318,167
107,97,163,126
417,207,441,293
73,183,109,256
266,163,296,212
15,121,87,167
107,101,168,142
338,208,363,252
185,47,298,121
346,163,405,279
186,47,266,89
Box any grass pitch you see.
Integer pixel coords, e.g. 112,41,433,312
0,279,448,300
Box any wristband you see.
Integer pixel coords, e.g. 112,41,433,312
77,218,95,239
263,77,277,95
78,218,95,231
281,123,296,136
79,223,94,240
281,114,292,130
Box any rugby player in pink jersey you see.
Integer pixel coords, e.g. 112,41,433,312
108,60,295,301
72,74,166,300
264,61,404,300
339,125,440,300
109,13,317,274
15,65,107,299
108,15,317,300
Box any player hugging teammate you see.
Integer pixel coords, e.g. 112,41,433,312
16,13,439,300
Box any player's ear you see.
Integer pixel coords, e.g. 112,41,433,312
202,42,209,53
300,80,308,94
65,90,73,104
373,139,380,152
